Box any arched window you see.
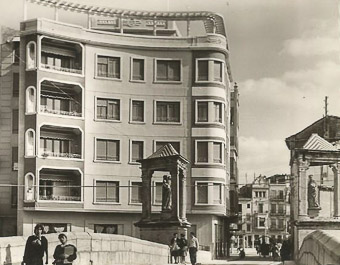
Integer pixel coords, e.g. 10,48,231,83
26,86,36,113
24,173,35,201
25,129,35,157
26,41,36,70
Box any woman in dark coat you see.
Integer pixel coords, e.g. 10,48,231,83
23,224,48,265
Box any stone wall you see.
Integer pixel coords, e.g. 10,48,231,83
297,230,340,265
0,232,169,265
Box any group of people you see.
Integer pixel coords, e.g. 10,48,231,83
255,236,292,262
22,224,77,265
170,232,199,265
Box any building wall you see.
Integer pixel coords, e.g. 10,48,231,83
17,17,233,257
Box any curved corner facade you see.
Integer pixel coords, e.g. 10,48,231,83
18,16,234,256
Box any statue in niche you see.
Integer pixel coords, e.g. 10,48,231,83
162,175,172,210
308,175,319,208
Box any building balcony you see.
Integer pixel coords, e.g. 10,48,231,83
40,36,83,76
39,125,82,160
39,79,83,118
38,168,82,203
270,211,286,216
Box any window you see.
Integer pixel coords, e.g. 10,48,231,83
96,139,120,161
278,204,284,214
271,218,276,229
94,224,119,234
197,60,208,81
131,141,143,162
197,142,208,163
213,183,222,204
259,217,266,227
155,141,180,154
197,183,208,204
155,101,180,123
97,98,120,121
271,203,277,214
278,219,284,229
12,110,18,133
279,190,284,199
26,41,36,70
214,102,222,122
213,142,222,163
25,129,35,157
196,140,224,164
156,60,180,81
131,100,144,122
41,223,70,233
195,100,224,124
246,224,251,232
247,203,250,209
130,182,142,204
197,102,208,122
258,203,263,213
97,55,120,79
213,61,223,82
95,181,119,203
13,42,20,64
13,73,19,97
154,182,162,204
195,59,224,83
12,147,18,171
238,204,242,213
40,137,70,156
131,58,144,81
26,86,36,113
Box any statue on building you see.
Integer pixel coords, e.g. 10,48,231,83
162,175,172,210
308,175,319,208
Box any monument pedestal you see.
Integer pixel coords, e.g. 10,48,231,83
308,207,321,218
136,219,191,245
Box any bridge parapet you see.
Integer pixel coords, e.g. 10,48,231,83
0,232,169,265
298,230,340,265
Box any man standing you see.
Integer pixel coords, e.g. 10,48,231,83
188,232,199,265
23,224,48,265
53,233,77,265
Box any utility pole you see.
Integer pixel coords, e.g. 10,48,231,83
324,96,328,116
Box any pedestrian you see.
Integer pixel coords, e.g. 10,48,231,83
280,237,292,263
170,233,180,264
177,233,188,264
53,233,77,265
22,224,48,265
188,232,199,265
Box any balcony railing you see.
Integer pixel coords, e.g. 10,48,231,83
41,63,82,74
40,106,81,117
41,151,81,159
270,211,286,216
39,195,81,201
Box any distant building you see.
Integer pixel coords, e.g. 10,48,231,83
237,174,290,248
0,0,241,258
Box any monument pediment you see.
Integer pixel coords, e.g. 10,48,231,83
303,133,338,151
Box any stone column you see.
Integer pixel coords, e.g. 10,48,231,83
290,157,298,220
179,167,187,222
170,166,180,220
332,164,340,218
298,156,309,217
141,169,153,221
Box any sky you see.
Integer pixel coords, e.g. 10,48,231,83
1,0,340,184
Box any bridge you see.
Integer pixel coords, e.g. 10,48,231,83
0,231,338,265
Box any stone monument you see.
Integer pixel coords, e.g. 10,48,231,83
286,116,340,257
134,144,191,245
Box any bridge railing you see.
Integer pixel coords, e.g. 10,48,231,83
0,232,169,265
297,230,340,265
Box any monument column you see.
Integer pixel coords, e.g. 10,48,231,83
298,156,309,217
170,166,180,220
332,164,340,218
179,167,187,222
141,169,153,221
